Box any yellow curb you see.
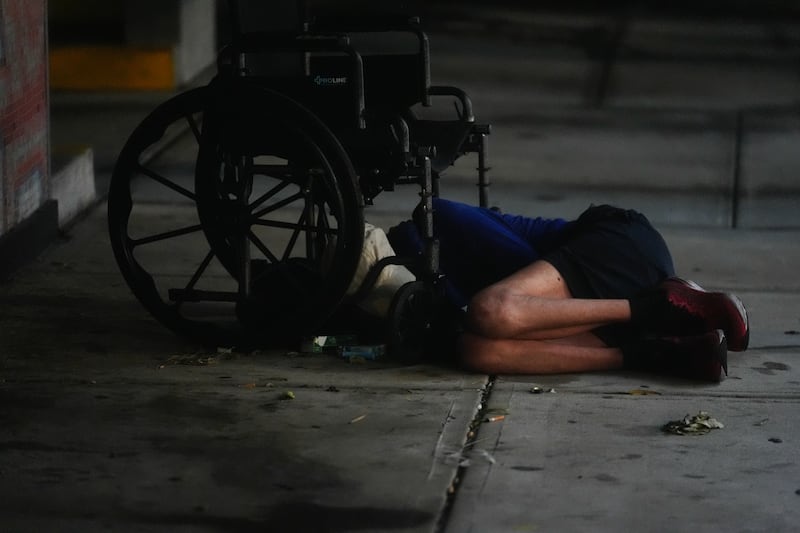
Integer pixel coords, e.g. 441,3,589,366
50,46,175,91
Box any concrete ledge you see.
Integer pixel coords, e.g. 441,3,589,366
51,147,97,228
0,200,59,281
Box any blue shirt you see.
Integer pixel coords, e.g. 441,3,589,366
388,198,569,307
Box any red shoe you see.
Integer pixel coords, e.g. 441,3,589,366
626,329,728,382
678,329,728,382
659,278,749,351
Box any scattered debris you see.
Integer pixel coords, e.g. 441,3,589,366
239,383,257,389
753,417,770,426
662,411,724,435
530,386,556,394
768,437,783,443
485,415,505,423
301,335,360,354
439,446,496,468
281,391,295,400
475,449,496,464
339,344,386,361
349,414,367,424
159,352,218,368
326,386,340,393
482,408,509,419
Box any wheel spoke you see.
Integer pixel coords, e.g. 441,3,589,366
174,249,216,309
248,179,292,211
186,113,202,144
137,163,197,201
281,210,307,261
131,224,204,247
251,191,305,219
247,230,280,264
314,207,332,260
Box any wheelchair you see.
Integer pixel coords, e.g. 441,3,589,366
107,1,491,359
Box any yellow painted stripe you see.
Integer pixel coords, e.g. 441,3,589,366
50,46,175,91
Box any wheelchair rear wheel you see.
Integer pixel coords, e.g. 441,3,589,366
108,85,363,347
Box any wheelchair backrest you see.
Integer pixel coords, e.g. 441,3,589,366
221,1,431,131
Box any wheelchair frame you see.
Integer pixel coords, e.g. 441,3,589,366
107,0,491,357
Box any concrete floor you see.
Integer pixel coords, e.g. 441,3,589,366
4,5,800,532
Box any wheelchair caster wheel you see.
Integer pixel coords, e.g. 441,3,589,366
387,281,434,364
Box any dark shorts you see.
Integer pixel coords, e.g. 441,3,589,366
545,205,675,346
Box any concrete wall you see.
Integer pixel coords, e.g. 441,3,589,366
0,0,49,238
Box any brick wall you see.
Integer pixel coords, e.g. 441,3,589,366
0,0,49,238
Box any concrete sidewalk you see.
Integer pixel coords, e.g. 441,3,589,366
1,200,798,532
2,6,799,533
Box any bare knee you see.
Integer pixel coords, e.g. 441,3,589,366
466,286,520,338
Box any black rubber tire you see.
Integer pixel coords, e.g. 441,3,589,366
108,83,364,347
387,281,435,363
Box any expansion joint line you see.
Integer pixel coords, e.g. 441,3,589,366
434,375,497,533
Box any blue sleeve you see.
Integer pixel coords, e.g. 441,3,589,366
498,212,569,254
387,199,570,307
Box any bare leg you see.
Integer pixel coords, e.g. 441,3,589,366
459,260,631,374
466,260,631,340
459,331,624,374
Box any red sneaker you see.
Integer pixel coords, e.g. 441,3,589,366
659,278,749,351
627,329,728,382
678,329,728,382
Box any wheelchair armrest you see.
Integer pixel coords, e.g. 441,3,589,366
428,86,475,123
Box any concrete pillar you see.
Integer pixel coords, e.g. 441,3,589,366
0,0,50,237
175,0,217,85
0,0,59,277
